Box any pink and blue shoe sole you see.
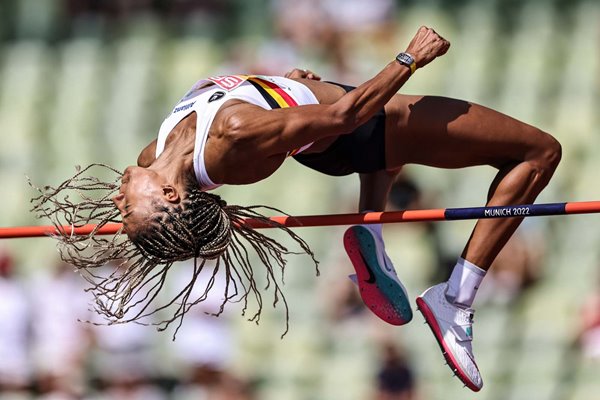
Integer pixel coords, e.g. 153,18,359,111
343,225,413,325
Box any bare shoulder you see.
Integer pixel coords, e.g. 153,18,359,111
205,100,293,184
137,139,157,167
210,100,278,164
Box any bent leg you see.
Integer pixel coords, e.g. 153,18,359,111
342,168,413,325
399,96,562,391
358,169,401,212
385,95,562,270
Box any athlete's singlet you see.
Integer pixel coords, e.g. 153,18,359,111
155,75,319,191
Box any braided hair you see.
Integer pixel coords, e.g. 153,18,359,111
30,164,319,338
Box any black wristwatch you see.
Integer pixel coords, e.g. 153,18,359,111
395,52,417,75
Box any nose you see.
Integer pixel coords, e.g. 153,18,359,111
112,193,125,209
113,193,125,202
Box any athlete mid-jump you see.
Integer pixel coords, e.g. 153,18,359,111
34,26,561,391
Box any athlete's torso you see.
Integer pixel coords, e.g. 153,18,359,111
155,75,322,191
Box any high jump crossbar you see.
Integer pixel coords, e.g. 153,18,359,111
1,200,599,239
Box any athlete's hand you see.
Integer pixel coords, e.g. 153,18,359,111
285,68,321,80
404,26,450,69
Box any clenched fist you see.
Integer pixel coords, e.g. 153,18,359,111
405,26,451,69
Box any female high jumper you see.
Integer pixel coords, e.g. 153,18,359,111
33,26,561,391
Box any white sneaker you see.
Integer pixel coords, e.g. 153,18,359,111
344,225,412,325
416,283,483,391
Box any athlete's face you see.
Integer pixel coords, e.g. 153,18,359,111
112,166,172,235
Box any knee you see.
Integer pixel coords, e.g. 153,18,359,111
532,131,562,173
541,133,562,172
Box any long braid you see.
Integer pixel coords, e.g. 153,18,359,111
30,164,319,339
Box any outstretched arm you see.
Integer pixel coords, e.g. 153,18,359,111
222,26,450,156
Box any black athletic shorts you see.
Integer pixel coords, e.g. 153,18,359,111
292,82,387,176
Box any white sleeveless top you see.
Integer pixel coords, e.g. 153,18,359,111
155,75,319,191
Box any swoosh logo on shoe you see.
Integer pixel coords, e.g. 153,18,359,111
466,350,477,365
359,251,376,284
383,256,394,274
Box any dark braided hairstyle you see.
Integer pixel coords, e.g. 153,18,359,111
30,164,319,338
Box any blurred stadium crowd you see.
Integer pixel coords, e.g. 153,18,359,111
0,0,599,399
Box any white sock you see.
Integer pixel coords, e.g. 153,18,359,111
446,258,486,308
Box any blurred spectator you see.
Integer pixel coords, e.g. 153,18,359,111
29,260,93,399
64,0,232,21
270,0,332,50
320,253,402,347
387,172,422,212
0,249,31,395
325,271,370,324
476,228,544,306
578,268,600,360
87,262,164,400
374,342,416,400
321,0,396,33
169,260,253,400
269,0,397,81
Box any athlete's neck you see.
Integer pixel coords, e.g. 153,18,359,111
150,113,197,187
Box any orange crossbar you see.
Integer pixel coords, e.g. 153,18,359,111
0,223,124,239
0,209,447,239
565,201,600,214
2,200,599,239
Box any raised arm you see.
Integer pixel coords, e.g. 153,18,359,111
220,26,450,156
332,26,449,128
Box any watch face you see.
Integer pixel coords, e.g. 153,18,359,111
397,53,414,65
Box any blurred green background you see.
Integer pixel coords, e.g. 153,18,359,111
0,0,599,399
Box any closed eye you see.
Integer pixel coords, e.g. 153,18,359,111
123,202,133,217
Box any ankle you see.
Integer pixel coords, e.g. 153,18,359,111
446,258,486,308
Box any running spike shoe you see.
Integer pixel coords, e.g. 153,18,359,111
416,283,483,392
343,225,412,325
